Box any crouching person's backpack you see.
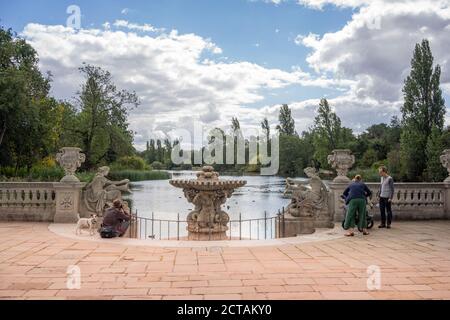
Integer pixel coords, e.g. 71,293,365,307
99,225,116,239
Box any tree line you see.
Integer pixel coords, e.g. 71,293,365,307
0,27,138,176
0,25,448,182
139,39,449,182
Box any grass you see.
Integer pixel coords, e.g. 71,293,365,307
108,170,171,182
0,166,170,182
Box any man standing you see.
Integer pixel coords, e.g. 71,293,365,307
378,166,394,229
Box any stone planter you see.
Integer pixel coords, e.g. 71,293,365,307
56,147,86,183
328,149,355,183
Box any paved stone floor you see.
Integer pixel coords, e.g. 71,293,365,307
0,221,449,300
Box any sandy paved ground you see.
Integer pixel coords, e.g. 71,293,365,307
0,221,449,300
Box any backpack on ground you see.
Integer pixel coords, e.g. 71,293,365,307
99,225,116,238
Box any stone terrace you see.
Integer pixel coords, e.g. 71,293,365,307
0,221,449,300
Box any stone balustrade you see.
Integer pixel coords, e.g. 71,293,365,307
0,183,56,222
368,182,447,219
330,182,450,222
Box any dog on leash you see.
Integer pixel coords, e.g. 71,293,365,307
76,214,98,236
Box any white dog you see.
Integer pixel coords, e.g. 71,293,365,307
76,214,98,236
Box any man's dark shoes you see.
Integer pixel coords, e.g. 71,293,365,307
378,224,386,228
387,225,391,229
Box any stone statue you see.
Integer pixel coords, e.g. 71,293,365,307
84,166,131,214
286,167,329,218
440,149,450,183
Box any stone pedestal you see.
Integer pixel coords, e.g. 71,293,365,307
170,166,246,241
188,229,228,241
53,182,85,223
277,214,315,237
328,182,349,222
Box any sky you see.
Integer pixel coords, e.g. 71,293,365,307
1,0,450,150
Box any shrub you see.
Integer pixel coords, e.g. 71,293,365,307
348,168,380,182
111,156,149,171
151,161,166,170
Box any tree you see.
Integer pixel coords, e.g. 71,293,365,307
400,39,446,181
312,98,354,168
261,118,270,142
276,104,296,136
231,117,241,131
425,126,446,182
71,64,139,169
0,27,58,170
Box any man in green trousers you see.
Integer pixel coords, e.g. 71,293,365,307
342,175,373,236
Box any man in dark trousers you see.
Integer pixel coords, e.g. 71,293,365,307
378,166,395,229
102,199,131,237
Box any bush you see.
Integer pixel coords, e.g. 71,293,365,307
151,161,166,170
348,168,380,182
111,156,149,171
29,166,64,181
108,170,171,182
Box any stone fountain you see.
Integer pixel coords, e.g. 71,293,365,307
169,166,247,240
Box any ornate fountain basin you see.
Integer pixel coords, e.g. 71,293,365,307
169,166,247,240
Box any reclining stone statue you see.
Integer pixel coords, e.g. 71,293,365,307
284,167,333,230
83,166,131,214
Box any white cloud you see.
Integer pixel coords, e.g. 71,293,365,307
294,0,450,126
22,23,341,149
112,20,164,33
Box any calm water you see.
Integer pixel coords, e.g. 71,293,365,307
126,171,298,220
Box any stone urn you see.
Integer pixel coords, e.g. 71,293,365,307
440,149,450,183
56,147,86,183
169,166,247,240
327,149,355,183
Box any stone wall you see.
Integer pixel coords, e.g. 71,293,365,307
0,183,56,222
329,182,450,222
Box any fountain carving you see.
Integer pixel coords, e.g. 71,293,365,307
170,166,247,240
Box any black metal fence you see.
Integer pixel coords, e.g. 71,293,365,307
129,208,286,240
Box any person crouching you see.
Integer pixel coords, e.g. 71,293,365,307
102,199,131,238
342,175,373,237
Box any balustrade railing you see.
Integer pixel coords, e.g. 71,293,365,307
0,183,56,221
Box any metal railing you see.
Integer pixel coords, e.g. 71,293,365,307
129,208,286,240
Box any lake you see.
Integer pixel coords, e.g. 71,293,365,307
126,171,300,239
127,171,297,221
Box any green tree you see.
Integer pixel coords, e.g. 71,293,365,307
425,126,446,182
276,104,297,136
0,27,59,170
261,118,270,142
71,64,139,169
400,39,446,181
312,98,354,168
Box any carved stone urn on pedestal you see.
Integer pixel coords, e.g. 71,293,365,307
170,166,247,241
327,149,355,183
54,147,86,223
56,147,86,183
